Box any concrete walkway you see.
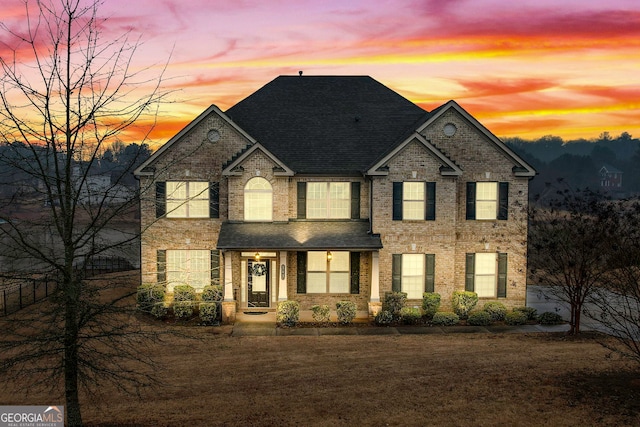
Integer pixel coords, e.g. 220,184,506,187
231,311,573,337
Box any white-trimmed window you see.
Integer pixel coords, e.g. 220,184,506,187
166,250,210,292
476,182,498,220
307,182,350,219
403,182,425,220
166,181,209,218
474,253,497,298
244,177,272,221
401,254,424,299
307,251,350,293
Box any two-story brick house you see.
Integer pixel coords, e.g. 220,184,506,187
134,75,536,323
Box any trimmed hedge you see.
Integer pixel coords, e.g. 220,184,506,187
432,312,460,326
400,307,422,325
276,300,300,326
137,283,165,312
383,292,407,319
173,301,195,319
467,310,493,326
336,301,357,325
311,304,331,324
538,311,564,325
199,302,218,325
483,302,507,321
452,291,478,320
201,285,224,302
513,306,538,321
422,293,441,319
505,310,528,325
173,285,196,302
151,302,168,319
374,310,394,326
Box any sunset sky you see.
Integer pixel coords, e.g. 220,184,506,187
2,0,639,147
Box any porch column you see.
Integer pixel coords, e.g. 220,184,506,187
278,251,288,301
224,253,234,301
222,252,236,323
370,251,380,302
368,251,382,317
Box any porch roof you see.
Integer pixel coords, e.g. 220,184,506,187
217,220,383,251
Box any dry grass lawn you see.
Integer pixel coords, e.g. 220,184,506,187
2,323,640,426
1,272,639,426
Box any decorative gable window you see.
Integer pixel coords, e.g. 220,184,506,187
466,182,508,220
392,182,436,221
244,177,273,221
465,252,508,298
392,253,436,299
297,182,360,220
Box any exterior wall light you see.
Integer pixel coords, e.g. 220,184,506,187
255,252,261,261
327,251,333,261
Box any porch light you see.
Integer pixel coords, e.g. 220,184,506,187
255,252,261,261
327,251,333,261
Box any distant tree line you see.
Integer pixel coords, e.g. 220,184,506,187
504,132,640,199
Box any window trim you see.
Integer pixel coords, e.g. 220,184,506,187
466,182,508,221
306,182,351,219
306,251,350,294
244,177,273,221
393,181,436,221
165,181,210,219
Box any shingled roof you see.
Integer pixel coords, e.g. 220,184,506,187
225,75,430,175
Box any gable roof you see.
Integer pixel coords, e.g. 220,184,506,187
222,142,294,176
134,105,256,177
415,100,536,177
225,75,429,175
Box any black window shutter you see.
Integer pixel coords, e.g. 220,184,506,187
297,182,306,219
209,182,220,219
157,249,166,283
497,253,508,297
425,254,435,293
466,182,476,220
156,182,166,218
426,182,436,221
498,182,509,220
296,252,307,294
350,252,360,294
465,253,475,291
210,250,220,286
351,182,361,219
392,254,402,292
392,182,403,221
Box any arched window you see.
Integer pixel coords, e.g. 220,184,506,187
244,177,272,221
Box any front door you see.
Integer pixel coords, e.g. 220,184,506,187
248,260,269,307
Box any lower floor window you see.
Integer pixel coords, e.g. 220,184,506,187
466,252,508,298
166,249,210,292
307,251,350,293
401,254,424,299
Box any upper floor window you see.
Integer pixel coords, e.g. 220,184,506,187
466,182,508,220
393,182,436,221
244,177,272,221
166,181,209,218
307,182,350,219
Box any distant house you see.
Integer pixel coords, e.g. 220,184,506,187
134,75,536,323
599,164,623,190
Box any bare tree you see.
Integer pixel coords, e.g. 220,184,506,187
585,198,640,362
528,187,620,335
0,1,171,425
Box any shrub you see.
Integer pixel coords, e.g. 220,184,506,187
467,310,493,326
538,311,564,325
382,292,407,319
513,306,538,321
400,307,422,325
483,302,507,321
336,301,357,325
505,310,528,325
201,285,224,302
452,291,478,319
311,304,331,324
422,293,441,319
150,302,168,320
173,285,196,302
276,300,300,327
173,301,195,319
374,310,394,326
432,312,460,326
136,283,165,312
199,302,218,325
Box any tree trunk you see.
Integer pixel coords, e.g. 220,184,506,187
64,278,83,426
